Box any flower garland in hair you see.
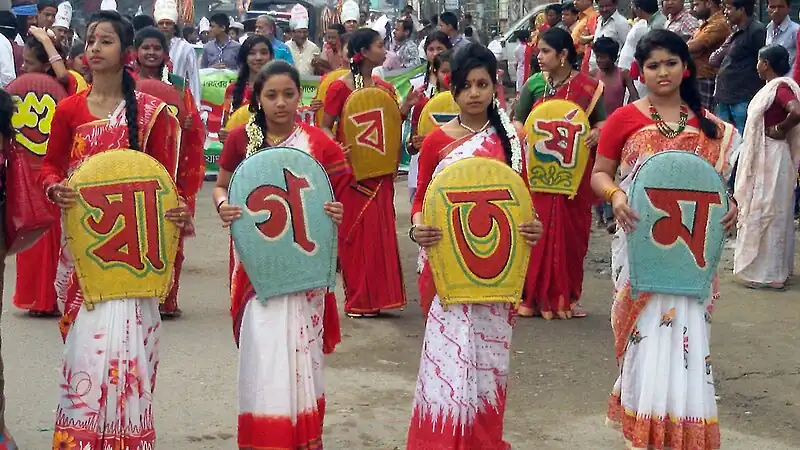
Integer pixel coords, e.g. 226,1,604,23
495,98,522,174
352,53,365,90
161,65,171,85
245,111,264,158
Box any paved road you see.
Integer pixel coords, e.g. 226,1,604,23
2,180,799,449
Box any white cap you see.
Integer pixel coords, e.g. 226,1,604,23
52,1,72,29
231,21,244,30
198,16,210,32
99,0,116,11
341,0,359,23
153,0,178,24
289,4,308,30
371,14,388,39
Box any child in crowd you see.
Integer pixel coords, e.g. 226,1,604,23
590,37,638,232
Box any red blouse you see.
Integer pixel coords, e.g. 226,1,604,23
40,92,178,191
764,83,797,128
323,77,396,120
597,103,703,162
410,128,456,217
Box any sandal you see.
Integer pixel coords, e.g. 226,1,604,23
744,281,786,291
347,312,379,318
571,304,588,318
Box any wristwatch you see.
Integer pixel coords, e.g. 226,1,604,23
409,224,418,243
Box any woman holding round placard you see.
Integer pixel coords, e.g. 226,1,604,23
407,43,543,449
514,27,606,320
212,60,347,450
39,11,189,448
134,25,206,318
592,30,738,449
321,28,420,317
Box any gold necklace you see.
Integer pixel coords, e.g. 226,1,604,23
266,125,298,146
457,116,490,134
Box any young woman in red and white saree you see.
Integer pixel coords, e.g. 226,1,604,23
38,12,186,449
408,44,543,449
12,25,79,318
320,28,419,317
515,27,606,319
135,26,207,317
592,30,738,450
734,45,800,291
219,35,273,144
212,60,346,450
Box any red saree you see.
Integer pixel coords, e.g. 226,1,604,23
323,78,407,315
162,81,206,316
12,71,82,316
520,72,603,318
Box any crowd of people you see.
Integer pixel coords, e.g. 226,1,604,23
0,0,790,449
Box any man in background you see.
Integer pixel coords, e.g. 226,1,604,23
255,15,293,63
36,0,56,29
389,18,418,69
588,0,630,72
315,23,347,74
182,25,198,45
201,13,241,70
0,11,15,87
665,0,700,40
571,0,598,69
766,0,798,69
689,0,730,110
155,0,201,106
439,11,468,54
286,4,318,75
198,16,210,43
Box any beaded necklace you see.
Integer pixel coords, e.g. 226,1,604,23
649,102,689,139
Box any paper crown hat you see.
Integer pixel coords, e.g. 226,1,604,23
99,0,116,11
52,1,72,29
153,0,178,23
341,0,359,23
289,4,309,30
198,16,210,32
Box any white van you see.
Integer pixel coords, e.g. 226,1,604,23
499,3,559,84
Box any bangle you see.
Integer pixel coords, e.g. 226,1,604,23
48,54,62,63
604,186,623,202
215,197,227,213
409,224,418,243
45,184,57,203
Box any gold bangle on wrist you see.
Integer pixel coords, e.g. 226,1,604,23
604,186,623,202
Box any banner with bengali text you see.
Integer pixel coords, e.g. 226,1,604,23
201,64,426,177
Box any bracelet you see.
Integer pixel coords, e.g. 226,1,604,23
48,54,62,63
604,186,623,203
45,184,57,203
408,224,418,243
215,197,227,213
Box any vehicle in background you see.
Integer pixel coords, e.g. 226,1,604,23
243,0,318,40
499,3,557,84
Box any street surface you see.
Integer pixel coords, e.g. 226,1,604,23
2,179,799,449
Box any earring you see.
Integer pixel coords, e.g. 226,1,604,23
561,58,566,67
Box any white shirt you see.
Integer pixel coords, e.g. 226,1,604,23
0,34,14,87
170,37,201,107
286,39,320,76
590,10,632,72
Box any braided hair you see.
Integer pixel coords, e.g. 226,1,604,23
88,11,139,149
247,60,302,144
450,43,516,166
134,26,168,79
421,31,452,93
347,29,381,86
232,35,273,110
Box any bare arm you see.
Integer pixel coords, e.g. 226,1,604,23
622,70,639,102
320,112,337,140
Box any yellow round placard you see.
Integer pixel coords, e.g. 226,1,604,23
70,70,88,93
423,157,533,306
64,149,181,308
225,104,250,131
341,87,402,180
417,91,460,138
314,68,348,125
524,99,591,197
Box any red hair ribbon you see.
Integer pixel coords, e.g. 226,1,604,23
352,53,364,64
442,72,451,89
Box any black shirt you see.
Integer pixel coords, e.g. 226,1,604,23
716,18,766,104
